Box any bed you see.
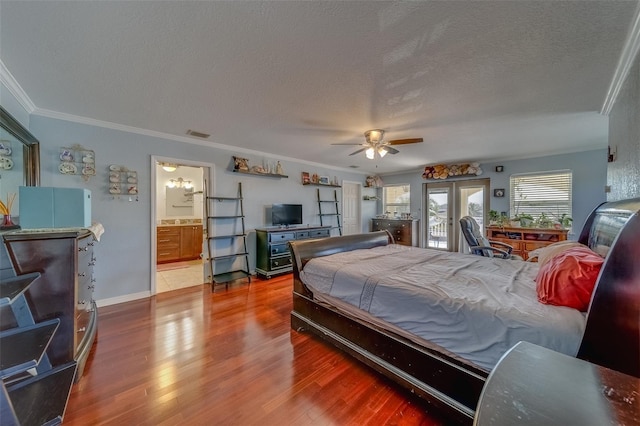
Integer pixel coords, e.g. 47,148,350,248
289,198,640,424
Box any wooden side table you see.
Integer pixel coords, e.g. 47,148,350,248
474,341,639,425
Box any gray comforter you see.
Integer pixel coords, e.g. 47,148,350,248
300,244,586,370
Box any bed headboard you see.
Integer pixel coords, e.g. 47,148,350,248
577,198,640,378
290,230,393,297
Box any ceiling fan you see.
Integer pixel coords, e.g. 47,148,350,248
332,129,423,159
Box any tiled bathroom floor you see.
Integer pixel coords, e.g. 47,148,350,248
156,260,206,293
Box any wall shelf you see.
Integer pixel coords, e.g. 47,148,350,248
303,182,341,188
232,169,288,178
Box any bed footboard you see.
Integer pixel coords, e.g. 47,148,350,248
289,231,487,424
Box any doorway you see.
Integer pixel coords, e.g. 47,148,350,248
151,156,212,294
342,181,362,235
424,178,490,252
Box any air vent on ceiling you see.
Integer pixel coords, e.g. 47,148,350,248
186,129,210,139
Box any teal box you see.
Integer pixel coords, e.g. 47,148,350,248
19,187,91,229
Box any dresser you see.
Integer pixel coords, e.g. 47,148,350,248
256,226,331,279
371,218,419,246
157,224,203,263
485,226,568,260
3,230,98,381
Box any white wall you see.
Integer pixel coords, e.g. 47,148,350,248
382,149,608,242
26,114,369,303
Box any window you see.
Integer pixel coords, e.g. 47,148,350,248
383,185,410,216
510,170,572,225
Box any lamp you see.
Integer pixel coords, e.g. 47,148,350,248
378,147,388,158
161,163,178,172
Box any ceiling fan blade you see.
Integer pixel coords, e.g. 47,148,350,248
388,138,423,145
385,146,400,155
331,142,365,146
349,148,367,156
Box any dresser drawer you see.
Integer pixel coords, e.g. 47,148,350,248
157,226,180,236
270,256,292,269
525,241,552,251
270,243,290,256
295,231,310,239
269,232,295,243
310,229,330,238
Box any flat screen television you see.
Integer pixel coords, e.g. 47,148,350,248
272,204,302,226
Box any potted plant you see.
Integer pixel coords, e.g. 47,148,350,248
488,210,500,226
517,213,534,228
535,212,554,228
553,213,573,229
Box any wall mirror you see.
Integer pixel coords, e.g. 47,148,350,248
166,187,194,216
0,106,41,221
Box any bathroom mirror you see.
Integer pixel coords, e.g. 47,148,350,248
0,106,40,221
166,187,194,216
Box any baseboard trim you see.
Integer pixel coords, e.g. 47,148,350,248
96,291,151,308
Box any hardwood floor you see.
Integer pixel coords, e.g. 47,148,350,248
64,275,446,425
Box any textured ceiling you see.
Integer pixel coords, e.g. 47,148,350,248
0,1,637,174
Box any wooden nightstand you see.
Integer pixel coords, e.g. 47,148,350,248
474,342,639,425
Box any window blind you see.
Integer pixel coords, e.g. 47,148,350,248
510,170,572,220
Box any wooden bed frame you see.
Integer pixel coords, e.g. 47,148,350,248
289,198,640,424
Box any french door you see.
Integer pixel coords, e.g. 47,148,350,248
424,178,490,251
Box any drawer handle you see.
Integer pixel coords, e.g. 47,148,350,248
159,239,171,242
159,252,172,256
77,327,86,333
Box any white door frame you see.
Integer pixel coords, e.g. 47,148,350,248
150,155,215,295
423,178,490,252
341,180,362,235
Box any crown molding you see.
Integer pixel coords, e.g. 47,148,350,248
32,107,367,175
601,3,640,116
0,60,36,114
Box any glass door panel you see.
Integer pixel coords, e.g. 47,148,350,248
459,186,486,235
426,184,452,250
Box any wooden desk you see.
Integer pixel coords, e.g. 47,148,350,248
486,226,568,260
474,342,639,425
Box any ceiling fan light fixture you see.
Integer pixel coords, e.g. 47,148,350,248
378,147,388,158
365,147,375,159
365,129,385,144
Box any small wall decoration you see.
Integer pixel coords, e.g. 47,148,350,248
318,176,330,185
301,172,310,184
422,163,482,180
108,165,139,201
0,140,13,170
58,144,96,181
495,165,504,172
233,156,249,171
494,188,505,197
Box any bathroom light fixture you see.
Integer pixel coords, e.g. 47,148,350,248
161,163,178,172
167,177,193,189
